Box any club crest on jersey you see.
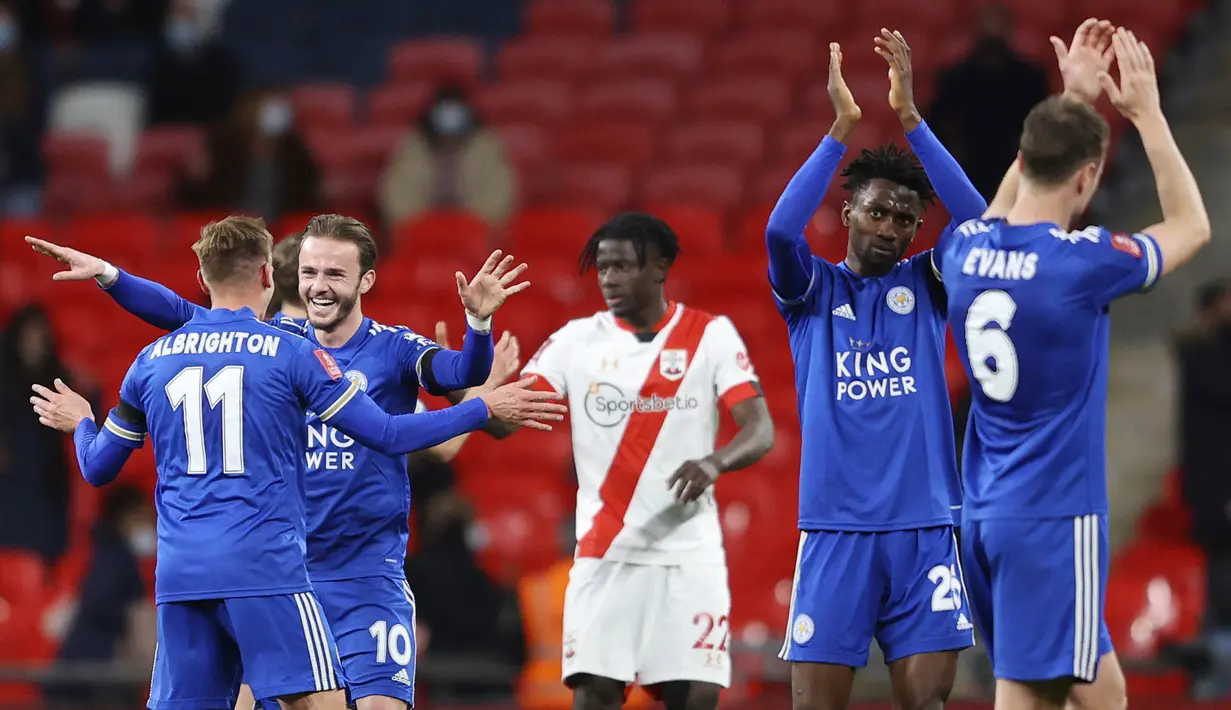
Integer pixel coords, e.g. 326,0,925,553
886,286,915,315
659,349,688,381
344,369,369,391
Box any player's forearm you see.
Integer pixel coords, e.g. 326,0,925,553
1137,112,1211,262
328,394,490,456
425,435,468,463
101,268,202,331
73,419,131,486
765,136,844,294
711,418,774,474
906,120,987,222
982,162,1022,220
427,321,494,392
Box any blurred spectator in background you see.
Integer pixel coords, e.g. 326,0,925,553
0,0,41,213
177,88,320,219
405,485,526,704
0,305,79,566
146,0,239,126
380,84,516,229
1178,281,1231,635
44,485,156,708
928,4,1049,199
74,0,167,43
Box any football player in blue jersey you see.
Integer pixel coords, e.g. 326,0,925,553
27,216,566,710
937,26,1209,710
27,213,528,710
266,231,307,321
766,32,988,710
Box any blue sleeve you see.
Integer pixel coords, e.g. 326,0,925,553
905,120,988,226
293,342,491,455
765,136,846,306
1076,228,1163,306
104,269,206,331
422,326,494,393
76,418,136,487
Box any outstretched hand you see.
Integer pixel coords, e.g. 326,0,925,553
874,29,921,129
30,379,94,433
479,376,566,432
826,42,860,142
456,250,529,320
26,236,109,283
1098,27,1161,123
1051,18,1115,104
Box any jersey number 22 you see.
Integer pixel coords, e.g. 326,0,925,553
964,290,1018,402
166,366,246,474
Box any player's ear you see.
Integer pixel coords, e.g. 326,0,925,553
196,269,209,297
259,262,273,290
841,202,852,226
358,269,376,296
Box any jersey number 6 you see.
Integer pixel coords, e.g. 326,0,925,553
964,290,1019,403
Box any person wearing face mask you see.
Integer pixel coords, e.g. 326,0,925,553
147,0,239,125
44,485,157,708
380,84,517,230
927,4,1049,200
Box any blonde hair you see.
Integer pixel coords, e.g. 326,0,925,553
192,216,274,287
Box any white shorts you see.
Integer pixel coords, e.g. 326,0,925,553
561,558,731,688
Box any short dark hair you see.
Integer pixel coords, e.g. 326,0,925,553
303,214,378,274
1019,96,1110,186
578,212,681,274
841,143,936,206
269,232,304,314
1197,280,1228,312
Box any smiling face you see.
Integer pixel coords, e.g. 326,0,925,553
297,235,374,332
842,177,924,276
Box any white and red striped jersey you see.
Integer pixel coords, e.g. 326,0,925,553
523,302,759,565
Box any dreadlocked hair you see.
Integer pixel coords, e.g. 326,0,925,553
840,143,936,206
578,212,681,274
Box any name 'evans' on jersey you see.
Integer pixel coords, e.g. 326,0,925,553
146,330,283,359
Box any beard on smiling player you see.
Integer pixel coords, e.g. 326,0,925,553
306,286,359,332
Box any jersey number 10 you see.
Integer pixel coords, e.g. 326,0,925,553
166,366,246,475
964,290,1019,403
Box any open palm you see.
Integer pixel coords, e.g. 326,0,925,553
1051,18,1115,104
456,250,530,320
25,236,107,281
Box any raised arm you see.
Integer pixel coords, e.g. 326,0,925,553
1100,29,1210,274
766,42,855,300
26,237,203,331
878,30,987,223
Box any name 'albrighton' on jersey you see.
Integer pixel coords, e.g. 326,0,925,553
147,330,283,358
938,218,1161,519
776,255,960,532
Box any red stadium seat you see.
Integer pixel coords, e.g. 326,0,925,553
529,163,633,212
290,83,357,132
491,123,550,171
524,0,615,38
551,121,659,170
855,0,962,34
110,170,175,211
367,82,435,128
307,127,403,174
66,213,160,269
572,79,677,122
508,207,606,257
640,205,725,255
592,34,705,81
475,80,572,125
772,123,830,161
41,174,115,215
0,549,45,608
389,209,491,261
387,38,484,89
167,211,233,246
664,121,765,168
742,0,841,31
686,76,791,123
641,164,744,213
0,217,56,268
710,30,819,80
133,125,206,175
496,38,596,82
43,133,111,179
321,168,382,214
732,201,838,256
631,0,732,38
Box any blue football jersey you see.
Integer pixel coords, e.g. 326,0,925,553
97,307,362,603
938,219,1162,519
775,253,961,531
300,318,440,580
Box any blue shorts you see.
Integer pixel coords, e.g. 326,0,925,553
779,526,974,667
961,514,1114,683
315,576,418,705
149,592,343,710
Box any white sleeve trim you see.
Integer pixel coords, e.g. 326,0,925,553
96,262,119,289
319,379,361,422
465,312,493,334
929,250,943,282
771,265,817,306
1136,233,1161,292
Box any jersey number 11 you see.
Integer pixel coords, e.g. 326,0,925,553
166,365,247,475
